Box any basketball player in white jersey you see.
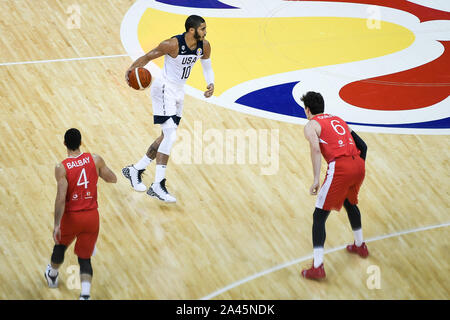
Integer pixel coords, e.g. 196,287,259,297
122,15,214,202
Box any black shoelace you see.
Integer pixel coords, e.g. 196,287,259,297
137,169,145,183
160,179,169,194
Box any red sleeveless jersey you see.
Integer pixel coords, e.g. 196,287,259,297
61,153,98,212
312,114,360,163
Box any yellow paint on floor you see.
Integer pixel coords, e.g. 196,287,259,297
138,8,415,95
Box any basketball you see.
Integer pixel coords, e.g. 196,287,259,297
127,67,152,90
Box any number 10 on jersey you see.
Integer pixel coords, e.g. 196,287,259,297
181,66,191,79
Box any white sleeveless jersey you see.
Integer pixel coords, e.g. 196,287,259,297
162,33,204,86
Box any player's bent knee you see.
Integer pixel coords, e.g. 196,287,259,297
78,257,93,276
312,208,330,247
51,244,67,264
344,199,362,230
158,127,177,155
313,207,330,224
344,198,356,209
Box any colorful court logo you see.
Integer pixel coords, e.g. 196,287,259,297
121,0,450,134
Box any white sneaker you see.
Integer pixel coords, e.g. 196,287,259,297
44,264,59,288
122,165,146,192
147,179,176,203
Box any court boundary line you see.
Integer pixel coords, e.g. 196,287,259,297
200,221,450,300
0,54,129,66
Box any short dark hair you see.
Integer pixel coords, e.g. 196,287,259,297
300,91,324,115
64,128,81,151
185,15,205,32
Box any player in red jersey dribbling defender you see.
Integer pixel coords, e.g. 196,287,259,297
44,128,117,299
300,92,369,280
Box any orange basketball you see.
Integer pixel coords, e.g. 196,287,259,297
127,67,152,90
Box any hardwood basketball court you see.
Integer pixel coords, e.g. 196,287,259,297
0,0,448,300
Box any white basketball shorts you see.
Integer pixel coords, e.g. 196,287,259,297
151,78,184,125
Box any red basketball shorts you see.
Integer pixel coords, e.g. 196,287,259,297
59,209,99,259
316,156,365,211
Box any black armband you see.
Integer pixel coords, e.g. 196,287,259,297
351,131,367,160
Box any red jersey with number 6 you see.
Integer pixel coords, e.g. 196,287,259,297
61,153,98,212
312,114,360,163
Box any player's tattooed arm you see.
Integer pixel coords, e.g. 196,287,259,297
125,38,179,82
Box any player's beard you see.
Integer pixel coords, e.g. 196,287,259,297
194,29,203,41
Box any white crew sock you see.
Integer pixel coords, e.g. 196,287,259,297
81,281,91,296
154,165,167,183
353,229,364,247
313,247,324,268
134,155,152,170
49,266,58,277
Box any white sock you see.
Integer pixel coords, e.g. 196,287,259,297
154,165,167,183
49,266,58,277
353,229,364,247
313,247,324,268
81,281,91,296
134,155,152,170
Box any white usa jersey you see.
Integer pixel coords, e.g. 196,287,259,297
162,33,204,86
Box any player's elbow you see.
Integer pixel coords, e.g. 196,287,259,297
101,172,117,183
351,131,367,160
107,173,117,184
359,143,367,160
360,141,367,154
311,145,321,155
357,139,367,160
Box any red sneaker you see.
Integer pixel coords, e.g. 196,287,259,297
301,261,326,280
346,242,369,258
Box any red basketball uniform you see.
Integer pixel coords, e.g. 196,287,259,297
312,114,365,211
59,153,99,259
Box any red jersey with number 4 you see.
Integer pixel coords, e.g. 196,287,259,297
312,114,360,163
61,153,98,212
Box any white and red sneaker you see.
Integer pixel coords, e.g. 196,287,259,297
346,242,369,258
301,261,326,280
